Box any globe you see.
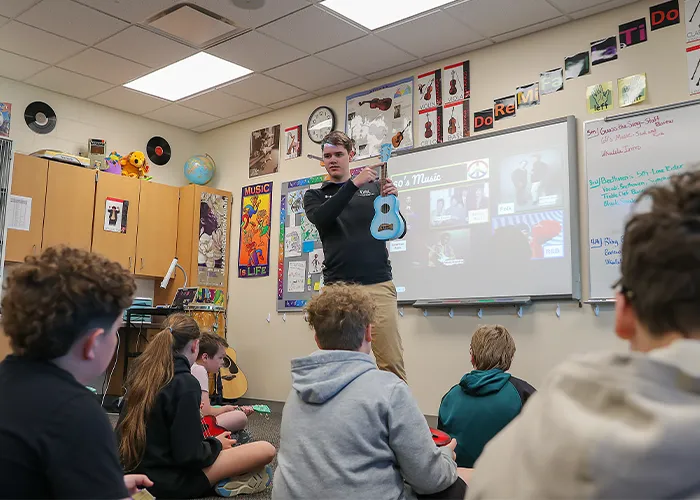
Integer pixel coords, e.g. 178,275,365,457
184,154,215,185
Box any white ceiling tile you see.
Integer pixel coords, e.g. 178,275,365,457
569,0,641,20
146,104,219,129
18,0,128,45
207,31,306,72
191,0,311,29
58,49,150,84
259,5,365,54
96,26,196,68
0,15,8,27
192,118,232,133
314,77,368,96
317,36,415,76
546,0,608,14
0,21,85,64
26,67,113,98
221,74,306,106
180,90,259,118
72,0,177,23
89,86,170,114
445,0,562,37
230,106,272,122
0,49,47,80
265,56,357,92
268,94,315,110
376,10,484,59
492,16,569,43
423,39,493,63
366,60,423,81
0,0,41,18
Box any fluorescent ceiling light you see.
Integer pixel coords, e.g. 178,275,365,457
124,52,252,101
320,0,454,30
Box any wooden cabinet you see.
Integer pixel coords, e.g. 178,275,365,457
42,161,96,251
5,154,48,262
91,172,141,272
135,180,179,278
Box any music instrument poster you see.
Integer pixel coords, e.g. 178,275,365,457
418,107,442,147
346,76,414,160
285,125,302,160
688,43,700,95
443,60,470,106
238,181,272,278
443,100,470,143
417,69,442,111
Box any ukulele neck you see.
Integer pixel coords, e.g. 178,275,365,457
379,162,388,191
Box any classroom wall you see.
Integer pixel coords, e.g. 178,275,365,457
0,77,200,186
201,0,690,414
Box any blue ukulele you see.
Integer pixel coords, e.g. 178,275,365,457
370,143,406,241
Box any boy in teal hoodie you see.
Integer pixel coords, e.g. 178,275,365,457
438,325,535,468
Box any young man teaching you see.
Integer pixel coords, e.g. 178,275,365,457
303,131,407,381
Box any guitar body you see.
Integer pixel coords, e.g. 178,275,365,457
391,132,404,148
220,346,248,400
201,415,227,437
370,195,406,241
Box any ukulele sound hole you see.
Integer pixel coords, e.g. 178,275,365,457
381,204,391,214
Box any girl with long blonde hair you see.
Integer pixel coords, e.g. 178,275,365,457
117,313,275,498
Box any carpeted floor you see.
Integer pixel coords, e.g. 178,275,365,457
108,411,281,499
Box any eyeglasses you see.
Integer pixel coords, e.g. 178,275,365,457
612,278,635,301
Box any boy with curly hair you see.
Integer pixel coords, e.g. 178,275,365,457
273,283,467,500
0,247,152,498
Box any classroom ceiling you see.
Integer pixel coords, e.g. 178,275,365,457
0,0,640,132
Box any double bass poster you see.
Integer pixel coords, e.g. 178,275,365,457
346,76,414,160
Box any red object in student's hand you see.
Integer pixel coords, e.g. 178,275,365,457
430,427,451,447
201,415,227,438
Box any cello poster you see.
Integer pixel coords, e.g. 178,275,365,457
238,181,273,278
443,60,470,106
346,76,414,160
418,106,442,147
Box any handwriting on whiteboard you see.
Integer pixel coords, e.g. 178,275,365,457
590,236,623,266
588,165,685,207
586,115,675,140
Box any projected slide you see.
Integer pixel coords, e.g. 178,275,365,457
388,120,575,300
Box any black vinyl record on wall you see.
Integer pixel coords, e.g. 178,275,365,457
147,136,171,166
24,101,57,134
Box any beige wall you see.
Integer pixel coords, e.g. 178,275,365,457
203,0,688,414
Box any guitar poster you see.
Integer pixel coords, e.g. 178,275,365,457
417,69,441,111
238,181,273,278
443,100,470,143
346,76,414,160
418,106,442,147
442,60,470,106
285,125,302,160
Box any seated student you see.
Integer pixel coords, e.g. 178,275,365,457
117,313,276,498
273,283,468,500
467,171,700,499
193,333,253,441
438,325,535,468
0,246,152,498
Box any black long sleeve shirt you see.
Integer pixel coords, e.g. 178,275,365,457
303,180,394,285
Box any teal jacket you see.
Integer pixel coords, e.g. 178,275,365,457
438,368,535,468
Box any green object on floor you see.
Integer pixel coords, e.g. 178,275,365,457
86,386,97,393
253,404,271,414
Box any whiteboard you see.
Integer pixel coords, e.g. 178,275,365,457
584,99,700,300
389,116,581,302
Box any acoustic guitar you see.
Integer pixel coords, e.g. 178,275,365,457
359,97,393,111
218,346,248,401
391,121,411,148
370,143,406,241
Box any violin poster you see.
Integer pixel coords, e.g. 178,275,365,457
285,125,302,160
443,100,470,143
346,76,414,160
238,181,273,278
417,69,441,111
418,107,442,147
443,60,470,106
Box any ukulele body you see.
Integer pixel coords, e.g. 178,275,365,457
430,427,451,447
201,415,227,437
370,194,406,241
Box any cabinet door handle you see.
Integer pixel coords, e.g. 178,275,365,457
129,256,132,270
32,244,36,255
140,258,144,270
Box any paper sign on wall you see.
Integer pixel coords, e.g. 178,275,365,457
7,195,31,231
688,44,700,95
688,0,700,42
618,74,647,107
104,197,128,233
586,82,614,114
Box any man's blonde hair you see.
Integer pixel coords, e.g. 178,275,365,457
470,325,516,371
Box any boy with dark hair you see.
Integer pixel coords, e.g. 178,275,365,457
438,325,535,468
274,283,468,500
468,171,700,499
0,247,152,498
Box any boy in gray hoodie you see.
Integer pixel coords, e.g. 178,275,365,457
273,283,464,500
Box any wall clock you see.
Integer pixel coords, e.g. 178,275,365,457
307,106,335,144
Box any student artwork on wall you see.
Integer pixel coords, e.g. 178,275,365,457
619,18,648,48
443,61,470,105
687,43,700,95
473,109,494,133
618,74,648,107
591,37,618,65
540,68,564,95
418,107,442,147
199,192,228,287
565,52,590,79
516,83,540,108
346,76,414,160
104,198,127,233
249,125,280,178
688,0,700,42
443,100,469,143
285,125,302,160
650,0,680,31
238,181,272,278
0,102,11,138
417,69,442,110
586,82,614,114
494,95,516,121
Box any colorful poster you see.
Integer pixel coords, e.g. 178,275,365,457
249,125,280,178
688,44,700,95
565,52,590,79
284,226,302,258
300,214,319,242
199,192,228,287
417,69,441,110
586,82,614,114
443,60,470,105
285,125,302,160
418,107,441,147
494,95,516,121
619,18,648,48
473,109,494,133
591,37,618,65
308,248,324,274
516,83,540,108
238,181,273,278
104,197,128,233
618,74,647,107
650,0,680,31
443,100,469,143
688,0,700,42
540,68,564,95
346,76,413,160
0,102,11,138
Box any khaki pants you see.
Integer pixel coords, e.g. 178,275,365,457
363,280,406,382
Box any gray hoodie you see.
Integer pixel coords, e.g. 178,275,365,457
272,350,457,500
468,339,700,499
